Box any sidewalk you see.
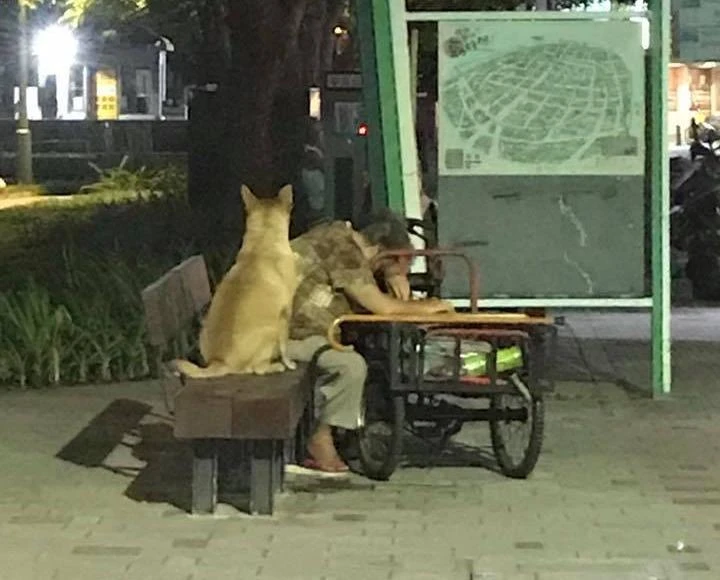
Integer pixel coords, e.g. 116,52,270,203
0,312,718,580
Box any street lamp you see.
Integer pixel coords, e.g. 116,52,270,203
33,24,78,119
16,0,32,184
154,36,175,120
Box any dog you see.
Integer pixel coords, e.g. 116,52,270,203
172,184,297,377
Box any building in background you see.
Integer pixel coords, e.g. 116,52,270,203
668,62,720,142
0,25,184,121
670,0,720,142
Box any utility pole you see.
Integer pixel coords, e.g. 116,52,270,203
16,0,33,184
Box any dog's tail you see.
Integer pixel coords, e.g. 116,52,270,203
170,359,230,379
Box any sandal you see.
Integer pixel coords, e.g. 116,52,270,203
301,457,350,474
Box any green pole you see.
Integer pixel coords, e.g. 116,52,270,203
649,0,671,397
370,0,404,213
16,0,33,184
355,0,388,212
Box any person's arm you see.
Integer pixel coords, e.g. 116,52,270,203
379,256,412,301
345,281,453,316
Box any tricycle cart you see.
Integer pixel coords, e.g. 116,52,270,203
329,249,557,481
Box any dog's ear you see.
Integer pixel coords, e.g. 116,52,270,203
241,185,258,209
277,184,293,208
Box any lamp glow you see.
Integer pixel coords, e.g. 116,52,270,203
33,24,78,119
33,24,77,82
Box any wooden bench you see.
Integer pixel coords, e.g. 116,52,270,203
140,255,314,515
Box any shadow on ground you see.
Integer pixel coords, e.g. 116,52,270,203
54,398,378,514
55,398,153,472
401,432,499,472
54,398,193,511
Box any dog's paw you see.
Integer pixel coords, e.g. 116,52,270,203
253,362,285,375
284,359,297,371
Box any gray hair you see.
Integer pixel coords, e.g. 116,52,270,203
359,208,412,251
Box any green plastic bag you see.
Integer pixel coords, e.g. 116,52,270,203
461,345,523,375
424,338,523,378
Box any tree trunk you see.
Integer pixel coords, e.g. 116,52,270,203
298,0,345,87
197,0,230,85
222,0,308,197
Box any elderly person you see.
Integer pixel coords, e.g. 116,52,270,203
288,211,453,473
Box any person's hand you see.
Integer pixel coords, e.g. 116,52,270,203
385,273,411,301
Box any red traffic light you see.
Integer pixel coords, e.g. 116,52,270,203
357,122,369,137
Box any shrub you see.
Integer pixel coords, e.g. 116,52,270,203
0,282,71,388
79,155,188,198
0,167,240,389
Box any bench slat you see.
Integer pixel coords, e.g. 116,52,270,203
141,271,174,347
141,255,210,348
172,255,211,315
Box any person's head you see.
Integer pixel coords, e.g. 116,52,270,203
357,208,413,274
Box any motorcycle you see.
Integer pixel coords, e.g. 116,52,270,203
671,122,720,300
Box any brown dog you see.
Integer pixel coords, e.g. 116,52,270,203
173,184,297,377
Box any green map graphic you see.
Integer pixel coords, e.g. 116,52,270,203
438,25,645,176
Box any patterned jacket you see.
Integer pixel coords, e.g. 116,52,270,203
289,221,376,340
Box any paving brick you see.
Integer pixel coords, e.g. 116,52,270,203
190,566,254,580
678,561,712,572
9,514,71,526
171,537,209,549
51,563,130,580
71,544,143,557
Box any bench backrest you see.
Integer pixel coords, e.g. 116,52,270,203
141,254,211,349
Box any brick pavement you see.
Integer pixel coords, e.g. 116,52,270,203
0,312,718,580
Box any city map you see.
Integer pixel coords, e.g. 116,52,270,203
438,20,645,176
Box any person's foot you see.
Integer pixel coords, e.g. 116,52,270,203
305,424,349,473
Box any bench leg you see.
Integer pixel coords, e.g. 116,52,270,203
191,440,218,515
274,440,285,493
249,440,282,515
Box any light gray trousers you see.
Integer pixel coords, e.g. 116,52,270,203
287,335,366,430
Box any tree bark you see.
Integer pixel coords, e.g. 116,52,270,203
197,0,230,85
222,0,308,197
298,0,345,87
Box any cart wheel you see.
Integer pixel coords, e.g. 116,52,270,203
489,393,544,479
358,389,405,481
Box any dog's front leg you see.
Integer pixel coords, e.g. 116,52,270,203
279,339,296,370
279,307,296,370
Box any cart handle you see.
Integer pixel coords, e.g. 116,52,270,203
375,249,479,312
327,312,554,351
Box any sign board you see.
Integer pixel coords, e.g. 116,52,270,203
95,69,118,120
325,72,363,90
673,0,720,62
437,20,645,176
436,19,647,299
